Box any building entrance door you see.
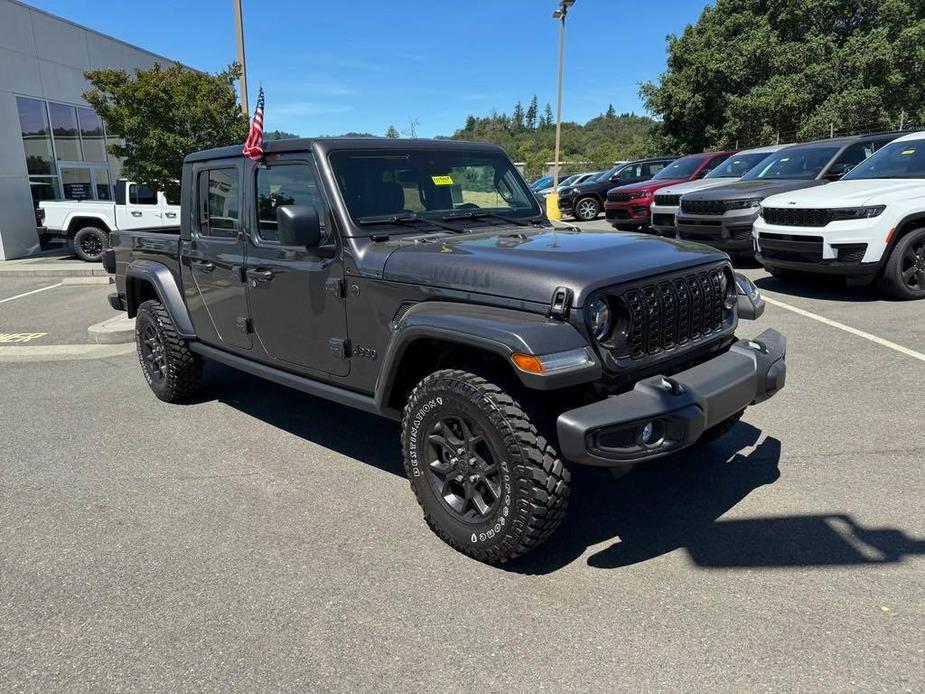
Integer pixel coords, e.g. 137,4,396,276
58,164,113,201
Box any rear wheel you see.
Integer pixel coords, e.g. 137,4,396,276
877,228,925,300
401,369,570,564
574,196,601,221
135,299,203,403
72,226,109,262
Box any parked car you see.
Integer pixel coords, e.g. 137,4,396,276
534,171,598,197
530,175,554,191
755,131,925,299
675,133,903,255
40,180,179,262
558,158,674,221
103,137,786,563
651,145,784,238
605,151,736,231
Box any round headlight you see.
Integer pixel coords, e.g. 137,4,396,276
588,298,612,341
722,268,737,310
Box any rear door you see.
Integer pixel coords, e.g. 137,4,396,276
180,161,251,350
244,155,349,377
118,183,163,229
159,191,180,226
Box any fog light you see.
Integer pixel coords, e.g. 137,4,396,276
638,420,664,447
641,422,655,443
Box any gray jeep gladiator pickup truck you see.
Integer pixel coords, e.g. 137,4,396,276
103,137,787,564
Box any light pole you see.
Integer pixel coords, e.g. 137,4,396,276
549,0,575,218
233,0,250,117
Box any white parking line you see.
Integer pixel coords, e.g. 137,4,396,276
764,296,925,364
0,282,63,305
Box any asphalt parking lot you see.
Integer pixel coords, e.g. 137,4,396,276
1,230,922,693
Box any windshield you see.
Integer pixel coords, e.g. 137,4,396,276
742,145,841,180
652,154,709,180
329,149,540,228
843,140,925,180
706,151,775,179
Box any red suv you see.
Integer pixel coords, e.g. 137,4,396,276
604,150,736,231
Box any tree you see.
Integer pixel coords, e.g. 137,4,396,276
385,124,400,138
640,0,925,152
512,101,525,131
541,103,555,128
605,104,616,120
83,63,248,201
266,129,300,140
526,96,539,130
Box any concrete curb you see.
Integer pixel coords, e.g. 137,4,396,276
0,263,109,278
0,342,135,362
88,315,135,344
62,276,113,285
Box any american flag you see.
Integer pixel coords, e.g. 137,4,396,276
242,87,265,160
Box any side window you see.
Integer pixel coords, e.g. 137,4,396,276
129,184,157,205
256,163,327,243
644,162,666,177
198,168,239,238
700,154,730,176
834,143,875,171
621,164,642,182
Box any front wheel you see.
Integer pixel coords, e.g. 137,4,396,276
574,196,601,221
877,228,925,300
135,300,203,403
72,226,109,262
401,369,570,564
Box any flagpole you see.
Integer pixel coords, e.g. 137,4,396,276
233,0,249,118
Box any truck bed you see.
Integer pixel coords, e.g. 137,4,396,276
110,226,183,298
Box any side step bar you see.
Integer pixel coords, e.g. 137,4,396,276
189,342,399,420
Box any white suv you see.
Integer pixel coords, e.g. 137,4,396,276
651,145,783,237
754,131,925,300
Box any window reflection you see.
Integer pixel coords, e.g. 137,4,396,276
48,102,83,161
78,107,107,162
16,97,56,176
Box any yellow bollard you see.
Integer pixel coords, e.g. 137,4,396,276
545,192,561,221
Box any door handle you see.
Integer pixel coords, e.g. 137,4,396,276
165,212,177,219
131,211,142,217
191,260,214,272
246,268,274,283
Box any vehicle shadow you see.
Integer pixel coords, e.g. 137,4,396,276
506,427,924,574
754,274,883,303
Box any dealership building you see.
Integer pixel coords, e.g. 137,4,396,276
0,0,181,260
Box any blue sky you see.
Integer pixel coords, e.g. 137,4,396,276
28,0,709,138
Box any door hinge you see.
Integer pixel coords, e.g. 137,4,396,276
236,316,253,334
329,337,349,358
325,278,345,299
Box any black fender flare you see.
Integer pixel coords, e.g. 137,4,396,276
374,301,601,411
124,259,196,338
889,212,925,252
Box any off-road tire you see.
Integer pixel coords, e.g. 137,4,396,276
876,227,925,300
401,369,570,564
698,409,745,445
135,299,203,403
72,226,109,263
574,196,601,221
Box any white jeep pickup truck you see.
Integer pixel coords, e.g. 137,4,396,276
755,131,925,300
39,180,179,262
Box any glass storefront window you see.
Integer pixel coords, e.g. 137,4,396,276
78,107,107,162
49,102,83,161
16,97,56,176
29,177,61,205
61,167,93,200
95,168,113,200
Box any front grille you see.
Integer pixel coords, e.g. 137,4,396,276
654,194,681,206
763,207,832,227
652,213,675,227
730,224,754,240
614,266,728,360
606,209,631,220
835,244,867,263
681,199,727,216
608,192,632,203
758,233,824,263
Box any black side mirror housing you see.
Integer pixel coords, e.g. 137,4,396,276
825,163,850,181
277,205,322,247
735,273,765,320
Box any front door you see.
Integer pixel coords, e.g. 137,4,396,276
245,157,349,376
181,162,251,350
120,183,163,228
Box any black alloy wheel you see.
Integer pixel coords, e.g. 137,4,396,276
139,321,167,385
900,237,925,292
425,415,502,522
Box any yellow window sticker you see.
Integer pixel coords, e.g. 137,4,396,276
901,149,916,155
432,175,454,186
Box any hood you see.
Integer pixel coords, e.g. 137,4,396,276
762,179,925,208
658,177,741,196
611,179,685,195
379,228,726,307
684,178,828,202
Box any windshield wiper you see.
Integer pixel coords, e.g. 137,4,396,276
442,210,538,227
357,213,467,233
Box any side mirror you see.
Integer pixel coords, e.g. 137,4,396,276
825,163,851,180
277,205,322,247
735,273,765,320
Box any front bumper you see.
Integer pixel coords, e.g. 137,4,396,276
754,219,886,277
557,195,576,214
605,200,652,227
650,203,679,236
676,208,758,252
557,329,786,467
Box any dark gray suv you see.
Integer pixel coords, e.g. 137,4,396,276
675,133,903,255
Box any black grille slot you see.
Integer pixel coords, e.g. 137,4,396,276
654,194,681,206
613,266,728,360
763,207,833,227
608,192,632,202
730,225,754,240
681,199,727,216
835,244,868,263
